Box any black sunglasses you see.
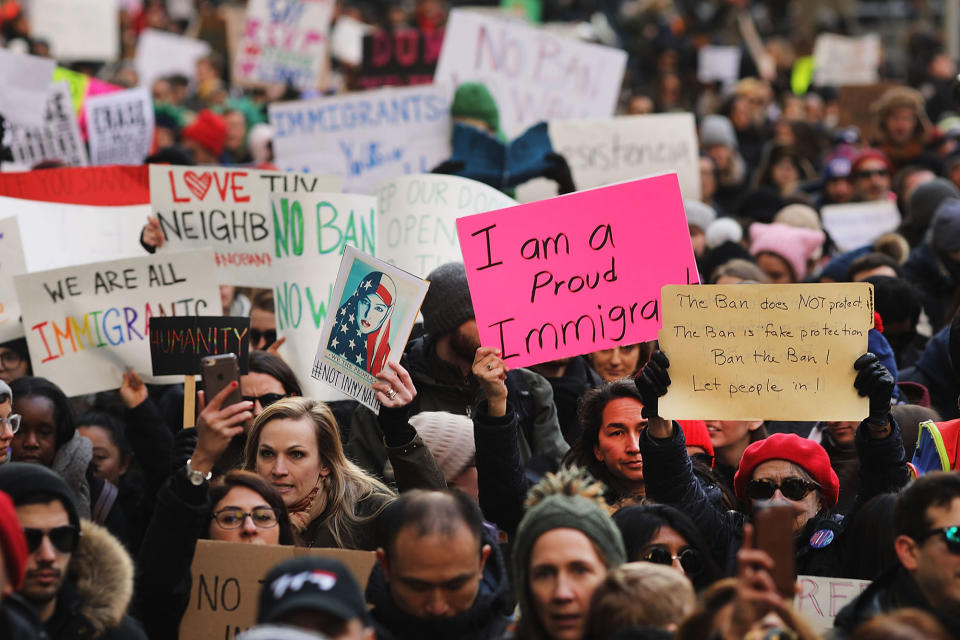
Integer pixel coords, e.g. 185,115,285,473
915,526,960,553
746,477,819,502
23,525,81,554
249,329,277,346
242,393,285,408
642,546,703,576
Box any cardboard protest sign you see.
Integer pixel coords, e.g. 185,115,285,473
5,82,88,168
30,0,120,61
515,114,701,203
85,87,154,166
0,49,55,126
657,283,874,421
268,193,377,402
0,165,148,205
134,29,212,92
448,122,553,190
813,34,881,86
180,540,376,640
234,0,335,90
836,83,898,145
821,200,901,252
434,9,627,136
149,316,250,376
0,217,28,343
356,28,444,89
457,174,698,368
269,85,451,194
14,249,220,396
698,45,741,87
373,173,516,276
148,165,342,286
795,575,869,633
313,245,429,411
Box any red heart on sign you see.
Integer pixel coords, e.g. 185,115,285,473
183,171,212,200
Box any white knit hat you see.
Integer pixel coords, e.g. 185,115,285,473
409,412,476,482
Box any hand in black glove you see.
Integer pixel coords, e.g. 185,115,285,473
634,351,671,419
542,152,576,194
853,353,894,425
431,159,466,175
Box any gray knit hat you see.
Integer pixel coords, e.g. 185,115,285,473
422,262,475,337
700,115,738,149
909,178,959,227
684,200,717,232
931,198,960,254
410,412,475,482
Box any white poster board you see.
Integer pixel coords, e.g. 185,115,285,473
30,0,120,61
516,114,701,202
0,49,55,126
0,217,28,342
85,87,154,166
813,34,881,86
134,29,212,90
821,200,901,252
434,9,626,137
15,249,220,396
794,575,870,633
6,82,88,167
269,85,451,194
698,45,741,87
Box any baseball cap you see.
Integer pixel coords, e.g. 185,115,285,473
258,557,370,626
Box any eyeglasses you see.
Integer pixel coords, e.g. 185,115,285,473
747,477,819,502
0,351,22,369
915,526,960,553
0,414,20,433
23,525,81,553
853,168,889,179
249,329,277,347
242,393,285,408
642,546,704,576
212,507,279,529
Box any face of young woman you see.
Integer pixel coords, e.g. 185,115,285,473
208,485,281,545
77,425,128,485
358,293,389,335
254,417,327,507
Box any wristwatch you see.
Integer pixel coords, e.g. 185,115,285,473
185,458,212,486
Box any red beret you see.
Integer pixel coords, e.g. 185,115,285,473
851,148,893,175
678,420,714,459
182,109,227,156
0,490,28,591
734,433,839,508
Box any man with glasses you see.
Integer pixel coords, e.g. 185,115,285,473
0,463,146,639
0,380,19,464
834,472,960,637
851,149,893,203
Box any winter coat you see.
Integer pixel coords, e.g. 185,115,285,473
299,488,394,550
367,526,511,640
171,427,245,479
52,433,93,520
902,243,957,332
0,593,47,640
900,324,960,421
544,355,604,445
47,520,146,640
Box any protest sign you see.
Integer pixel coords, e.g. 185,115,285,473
0,49,55,126
313,245,429,411
134,29,212,92
0,217,28,343
515,114,701,203
373,173,515,276
813,33,881,86
356,28,444,89
234,0,335,90
448,122,553,190
14,249,220,396
180,540,376,640
0,165,148,205
434,9,626,136
269,85,451,194
657,283,874,421
457,174,698,368
836,83,898,145
149,165,342,286
268,192,378,402
698,45,741,87
30,0,120,61
52,66,123,140
821,200,901,252
149,316,250,376
85,87,154,166
5,82,88,168
331,15,370,66
795,575,870,633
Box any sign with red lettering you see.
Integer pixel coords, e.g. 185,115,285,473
794,575,870,632
356,28,444,89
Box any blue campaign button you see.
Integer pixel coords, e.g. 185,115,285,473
809,529,835,549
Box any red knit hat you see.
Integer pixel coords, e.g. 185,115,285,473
181,109,227,156
851,148,893,175
0,490,28,591
733,433,839,508
678,420,715,458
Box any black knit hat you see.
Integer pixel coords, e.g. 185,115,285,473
0,462,80,528
931,198,960,254
422,262,475,337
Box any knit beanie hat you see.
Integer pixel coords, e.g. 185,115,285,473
0,462,81,528
749,222,826,281
734,433,839,508
182,109,227,156
930,198,960,254
0,490,27,590
822,152,853,180
774,204,822,231
451,83,501,138
513,468,626,635
705,218,743,250
907,178,958,225
736,187,787,224
677,420,714,459
422,262,475,337
684,200,717,232
409,412,475,482
700,115,737,149
851,148,893,175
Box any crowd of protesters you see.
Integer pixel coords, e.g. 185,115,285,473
3,0,960,639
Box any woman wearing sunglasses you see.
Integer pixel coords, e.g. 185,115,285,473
635,351,910,578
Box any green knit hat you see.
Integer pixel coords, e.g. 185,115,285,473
512,467,626,638
451,82,501,136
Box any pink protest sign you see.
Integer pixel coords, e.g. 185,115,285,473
456,174,697,367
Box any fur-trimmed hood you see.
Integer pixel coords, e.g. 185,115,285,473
69,520,135,635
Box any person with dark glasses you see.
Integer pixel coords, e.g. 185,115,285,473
635,350,909,579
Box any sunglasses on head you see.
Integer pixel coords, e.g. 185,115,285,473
23,525,80,554
642,546,703,576
249,329,277,346
746,477,819,502
242,393,285,408
916,526,960,553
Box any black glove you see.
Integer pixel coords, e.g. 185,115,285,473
431,159,466,175
542,152,576,194
853,353,894,425
634,351,671,419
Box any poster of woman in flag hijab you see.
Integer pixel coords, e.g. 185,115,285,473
313,245,429,411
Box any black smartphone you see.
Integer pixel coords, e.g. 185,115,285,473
200,354,242,408
753,504,796,599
